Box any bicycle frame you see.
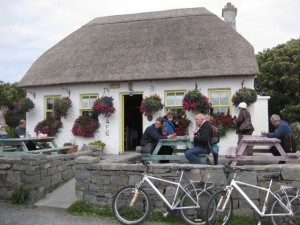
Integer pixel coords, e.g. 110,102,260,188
136,171,212,211
219,173,293,218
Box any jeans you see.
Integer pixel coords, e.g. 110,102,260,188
185,146,208,164
0,134,8,139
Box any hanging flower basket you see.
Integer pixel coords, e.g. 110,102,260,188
232,87,257,107
92,96,116,117
140,94,164,119
72,115,100,137
34,118,62,137
174,113,191,136
182,89,210,114
54,97,72,118
15,97,35,113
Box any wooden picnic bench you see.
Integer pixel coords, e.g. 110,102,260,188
141,137,211,164
225,135,298,166
0,137,70,157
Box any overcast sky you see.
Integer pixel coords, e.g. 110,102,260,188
0,0,299,83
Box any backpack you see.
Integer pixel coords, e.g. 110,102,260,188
282,133,297,153
211,125,220,145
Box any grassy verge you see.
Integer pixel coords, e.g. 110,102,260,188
67,201,272,225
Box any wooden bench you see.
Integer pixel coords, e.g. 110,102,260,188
141,151,211,164
225,135,299,166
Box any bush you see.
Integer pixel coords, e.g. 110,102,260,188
11,185,29,204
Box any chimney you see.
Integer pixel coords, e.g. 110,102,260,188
222,2,237,30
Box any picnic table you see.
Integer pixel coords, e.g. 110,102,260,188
0,137,70,158
226,135,298,166
141,136,211,164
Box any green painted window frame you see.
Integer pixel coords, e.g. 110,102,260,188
45,95,60,119
164,90,185,115
80,94,99,116
208,89,231,114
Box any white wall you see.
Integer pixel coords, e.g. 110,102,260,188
25,76,268,155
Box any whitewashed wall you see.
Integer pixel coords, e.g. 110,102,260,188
25,76,269,155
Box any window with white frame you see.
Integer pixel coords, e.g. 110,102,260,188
164,90,185,115
209,89,231,114
45,96,60,119
80,94,98,116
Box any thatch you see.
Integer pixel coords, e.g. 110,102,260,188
19,7,259,88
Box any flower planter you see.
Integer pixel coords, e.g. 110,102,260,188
87,145,104,156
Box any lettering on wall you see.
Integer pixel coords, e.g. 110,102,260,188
105,119,109,136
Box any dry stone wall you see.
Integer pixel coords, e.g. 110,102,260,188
0,150,99,203
75,154,300,217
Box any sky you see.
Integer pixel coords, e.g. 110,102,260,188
0,0,299,84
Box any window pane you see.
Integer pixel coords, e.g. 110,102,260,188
166,93,175,105
89,96,97,107
220,91,229,105
175,92,184,105
81,97,89,108
210,92,219,105
47,98,54,110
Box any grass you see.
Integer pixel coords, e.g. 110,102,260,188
66,201,273,225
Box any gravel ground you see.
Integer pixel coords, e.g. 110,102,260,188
0,202,167,225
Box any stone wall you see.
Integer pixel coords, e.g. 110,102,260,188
75,154,300,217
0,150,99,203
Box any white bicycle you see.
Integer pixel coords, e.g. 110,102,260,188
112,161,215,225
205,164,300,225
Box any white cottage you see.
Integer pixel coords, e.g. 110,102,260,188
18,6,269,155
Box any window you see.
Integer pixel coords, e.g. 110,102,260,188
164,90,185,115
209,89,231,114
45,96,60,119
80,94,98,116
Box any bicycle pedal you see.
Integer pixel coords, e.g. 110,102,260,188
163,212,169,218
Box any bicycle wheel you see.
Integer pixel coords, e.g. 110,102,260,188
205,190,233,225
269,192,300,225
112,185,152,225
179,187,214,225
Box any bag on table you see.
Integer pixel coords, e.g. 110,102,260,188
140,143,154,154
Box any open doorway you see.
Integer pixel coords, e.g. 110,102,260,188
123,94,143,152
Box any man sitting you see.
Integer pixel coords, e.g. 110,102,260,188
185,113,212,164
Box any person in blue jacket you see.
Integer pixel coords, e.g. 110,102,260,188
162,110,177,135
261,114,294,160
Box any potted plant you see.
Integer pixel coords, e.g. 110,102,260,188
54,97,72,118
232,87,257,107
34,118,63,137
72,115,100,137
182,89,210,114
140,94,164,121
15,97,35,113
92,96,116,117
88,141,106,156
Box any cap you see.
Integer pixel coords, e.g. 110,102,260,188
238,102,247,109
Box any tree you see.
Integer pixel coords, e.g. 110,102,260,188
0,82,26,128
255,38,300,123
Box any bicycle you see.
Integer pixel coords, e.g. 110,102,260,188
205,164,300,225
112,161,215,225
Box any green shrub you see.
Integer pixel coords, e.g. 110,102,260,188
11,185,29,204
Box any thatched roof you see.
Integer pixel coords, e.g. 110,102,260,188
19,7,259,88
